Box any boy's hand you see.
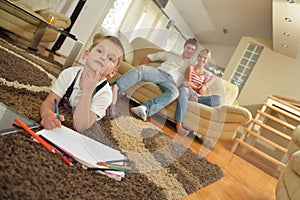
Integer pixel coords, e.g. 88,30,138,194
80,69,101,94
41,112,65,130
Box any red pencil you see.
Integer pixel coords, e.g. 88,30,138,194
15,118,73,166
61,155,73,166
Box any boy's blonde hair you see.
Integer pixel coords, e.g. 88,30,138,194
89,33,125,68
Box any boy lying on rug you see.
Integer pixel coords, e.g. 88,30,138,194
40,34,124,131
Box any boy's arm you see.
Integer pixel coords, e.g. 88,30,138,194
72,90,98,132
40,91,65,130
72,70,99,132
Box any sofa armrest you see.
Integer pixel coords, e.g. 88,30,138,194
186,103,252,124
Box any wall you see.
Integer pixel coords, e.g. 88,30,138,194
201,43,236,69
56,0,111,58
223,36,300,106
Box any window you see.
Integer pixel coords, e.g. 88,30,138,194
230,43,263,93
101,0,132,35
117,0,185,54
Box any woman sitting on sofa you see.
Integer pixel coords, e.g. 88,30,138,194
174,49,221,137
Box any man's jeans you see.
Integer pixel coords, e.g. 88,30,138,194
174,87,221,122
116,65,179,116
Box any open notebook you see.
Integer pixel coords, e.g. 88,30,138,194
37,126,127,181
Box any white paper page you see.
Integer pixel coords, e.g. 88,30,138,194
37,126,126,170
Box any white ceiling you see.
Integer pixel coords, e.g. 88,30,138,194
170,0,300,58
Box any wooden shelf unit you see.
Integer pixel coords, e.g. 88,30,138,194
231,95,300,170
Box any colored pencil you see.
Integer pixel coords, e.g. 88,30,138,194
54,98,60,120
97,162,131,171
39,135,74,166
85,167,124,172
61,155,73,166
103,159,129,164
15,118,54,152
14,118,73,166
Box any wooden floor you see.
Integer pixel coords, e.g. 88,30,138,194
41,46,278,200
148,113,277,200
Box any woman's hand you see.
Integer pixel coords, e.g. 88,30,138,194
189,94,198,102
198,84,207,95
181,81,191,87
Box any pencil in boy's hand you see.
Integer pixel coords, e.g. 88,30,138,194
54,98,60,120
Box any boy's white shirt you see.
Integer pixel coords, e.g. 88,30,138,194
51,66,112,119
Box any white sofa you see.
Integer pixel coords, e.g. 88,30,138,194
109,37,252,141
276,125,300,200
0,0,71,43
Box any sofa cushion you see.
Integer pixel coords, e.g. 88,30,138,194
17,0,54,12
118,32,134,64
130,37,164,66
288,125,300,158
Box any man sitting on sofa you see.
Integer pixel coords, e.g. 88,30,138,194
112,38,198,135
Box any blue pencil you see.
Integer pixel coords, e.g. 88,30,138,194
54,98,60,120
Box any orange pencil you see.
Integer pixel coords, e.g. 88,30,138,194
15,118,73,166
15,118,54,152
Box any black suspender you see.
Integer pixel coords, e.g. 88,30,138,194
64,70,81,99
63,69,108,99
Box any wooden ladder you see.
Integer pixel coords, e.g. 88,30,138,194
231,95,300,168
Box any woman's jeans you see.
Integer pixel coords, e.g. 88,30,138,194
116,65,179,116
174,87,221,122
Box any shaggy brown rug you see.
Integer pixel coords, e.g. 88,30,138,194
0,36,224,200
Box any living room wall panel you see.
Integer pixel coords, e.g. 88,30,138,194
223,36,300,106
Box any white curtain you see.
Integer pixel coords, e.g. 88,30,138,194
102,0,186,53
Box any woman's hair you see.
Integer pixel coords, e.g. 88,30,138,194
199,48,211,62
89,33,125,68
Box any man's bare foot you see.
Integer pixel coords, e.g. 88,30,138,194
112,84,119,105
177,126,189,137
